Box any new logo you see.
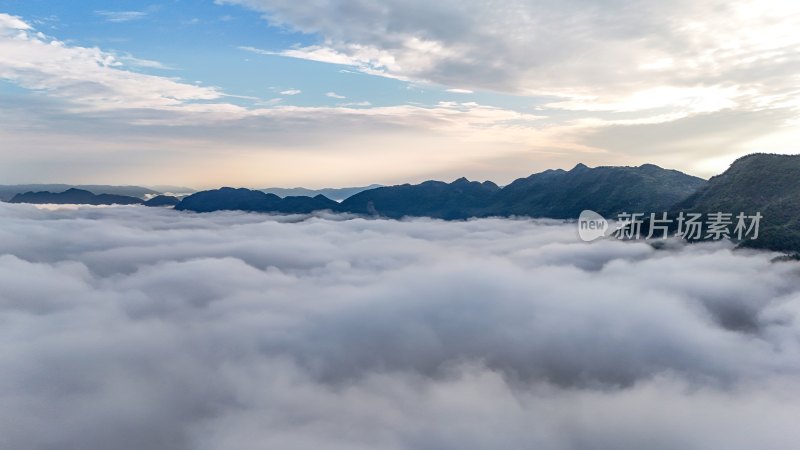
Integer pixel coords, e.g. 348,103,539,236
578,210,611,242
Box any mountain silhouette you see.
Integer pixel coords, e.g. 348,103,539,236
175,187,339,214
174,165,707,220
260,184,383,201
0,184,158,201
143,195,181,207
7,165,709,221
338,165,705,219
339,177,501,219
15,158,800,253
175,188,281,212
486,163,706,219
8,188,144,205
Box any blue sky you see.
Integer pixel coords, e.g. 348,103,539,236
0,0,541,111
0,0,798,188
0,0,397,106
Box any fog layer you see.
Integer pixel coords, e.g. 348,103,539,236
1,204,799,449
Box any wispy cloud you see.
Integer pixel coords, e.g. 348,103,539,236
117,54,174,70
326,92,346,99
446,88,473,94
238,45,272,56
280,89,301,95
0,14,220,111
94,10,149,23
340,101,371,107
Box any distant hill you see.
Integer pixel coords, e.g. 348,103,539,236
0,184,158,201
486,163,706,219
143,195,181,207
175,187,339,214
260,185,383,201
673,153,800,252
146,186,197,195
339,178,500,219
8,188,144,205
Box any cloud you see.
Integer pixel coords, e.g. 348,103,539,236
220,0,800,114
1,12,798,185
1,203,800,449
326,91,346,99
446,88,473,94
0,87,557,187
340,101,372,107
95,10,149,23
0,14,221,110
237,45,271,56
0,13,30,30
117,54,175,70
279,88,301,95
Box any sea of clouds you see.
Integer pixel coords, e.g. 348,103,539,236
1,203,800,449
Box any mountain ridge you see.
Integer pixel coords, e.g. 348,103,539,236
486,163,706,219
8,188,144,205
10,156,800,253
672,153,800,252
260,184,383,201
0,184,159,201
174,187,340,214
174,163,708,221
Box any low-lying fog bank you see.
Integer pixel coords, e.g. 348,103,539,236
1,203,799,450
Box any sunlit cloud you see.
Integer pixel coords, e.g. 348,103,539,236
1,2,800,186
223,0,800,113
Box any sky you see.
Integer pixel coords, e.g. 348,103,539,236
3,202,800,449
0,0,798,188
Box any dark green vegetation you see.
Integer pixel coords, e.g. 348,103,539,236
486,163,706,219
673,153,800,252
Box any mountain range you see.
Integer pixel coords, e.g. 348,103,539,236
174,188,340,214
178,163,707,220
5,154,800,252
8,189,181,207
0,184,160,202
9,188,145,205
